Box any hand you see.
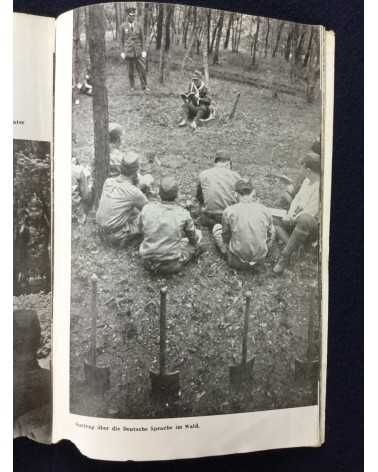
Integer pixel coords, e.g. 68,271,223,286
141,50,147,59
120,52,125,60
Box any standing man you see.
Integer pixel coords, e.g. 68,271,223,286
120,7,149,92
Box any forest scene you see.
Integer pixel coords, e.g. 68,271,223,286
70,2,322,419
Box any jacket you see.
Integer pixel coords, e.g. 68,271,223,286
121,21,144,58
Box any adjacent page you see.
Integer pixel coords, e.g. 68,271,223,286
13,12,55,443
54,3,334,461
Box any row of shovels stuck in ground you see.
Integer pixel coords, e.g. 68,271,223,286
84,274,319,402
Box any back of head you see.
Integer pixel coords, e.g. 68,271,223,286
109,123,123,145
120,150,140,177
159,175,179,202
214,149,231,165
235,178,254,196
302,151,321,175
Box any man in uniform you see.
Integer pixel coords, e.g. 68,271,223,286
212,178,275,270
273,152,321,274
120,7,148,92
96,153,148,247
197,150,242,228
179,70,211,130
139,176,202,274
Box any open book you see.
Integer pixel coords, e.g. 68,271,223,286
13,2,334,462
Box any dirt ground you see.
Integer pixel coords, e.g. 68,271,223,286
70,51,321,419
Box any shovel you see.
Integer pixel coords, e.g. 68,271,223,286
84,274,110,394
150,287,180,401
229,291,256,388
295,284,320,383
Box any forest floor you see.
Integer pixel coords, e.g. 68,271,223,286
70,50,321,419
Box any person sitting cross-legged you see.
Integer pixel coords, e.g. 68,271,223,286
212,178,275,270
139,176,202,275
197,150,242,228
273,152,321,275
96,153,148,247
179,70,211,130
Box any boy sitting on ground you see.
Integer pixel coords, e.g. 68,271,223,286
273,152,320,275
179,70,211,131
212,178,275,270
139,176,203,275
96,154,148,247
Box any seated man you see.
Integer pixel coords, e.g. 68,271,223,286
212,178,275,270
179,70,211,130
277,137,321,210
139,176,202,275
273,152,321,275
108,123,154,193
96,154,148,247
72,157,92,224
197,150,242,228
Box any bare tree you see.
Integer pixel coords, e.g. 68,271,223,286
212,10,224,64
224,12,233,49
251,16,260,66
159,4,168,83
264,18,270,57
73,9,81,85
272,21,284,58
88,4,109,207
202,9,210,83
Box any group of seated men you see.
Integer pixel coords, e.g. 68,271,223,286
73,123,321,276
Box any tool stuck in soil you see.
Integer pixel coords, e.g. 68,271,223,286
84,274,110,394
150,287,180,402
229,291,256,389
295,284,320,384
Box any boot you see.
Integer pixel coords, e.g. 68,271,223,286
273,226,308,275
178,118,187,127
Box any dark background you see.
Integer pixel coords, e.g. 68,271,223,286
13,0,363,470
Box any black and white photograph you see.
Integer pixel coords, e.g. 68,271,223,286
13,139,52,441
70,2,323,419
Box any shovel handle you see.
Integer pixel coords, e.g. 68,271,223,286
90,274,98,365
159,287,168,375
242,291,252,365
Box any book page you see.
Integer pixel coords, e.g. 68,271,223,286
53,4,333,461
13,13,55,443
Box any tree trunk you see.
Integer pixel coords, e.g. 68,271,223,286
251,16,260,66
303,26,314,67
165,5,174,51
73,9,81,85
272,21,284,58
159,4,168,83
156,4,164,50
264,18,270,57
224,13,233,49
84,6,90,53
295,29,306,64
284,25,294,61
114,2,120,40
182,6,191,48
88,4,109,208
235,14,243,52
181,23,198,73
202,10,210,84
212,10,224,64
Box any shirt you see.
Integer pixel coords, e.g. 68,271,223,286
287,177,320,220
222,200,275,264
198,166,241,215
109,148,123,176
72,163,90,205
139,201,199,261
96,175,147,231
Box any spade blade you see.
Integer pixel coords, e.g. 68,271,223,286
150,370,180,402
84,361,110,395
229,357,255,389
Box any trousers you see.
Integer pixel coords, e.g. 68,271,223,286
125,56,147,89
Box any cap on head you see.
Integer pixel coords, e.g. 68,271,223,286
109,123,123,144
214,149,231,163
302,151,321,174
14,309,41,356
235,178,253,195
159,175,179,201
120,150,139,176
192,70,202,79
126,7,136,14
